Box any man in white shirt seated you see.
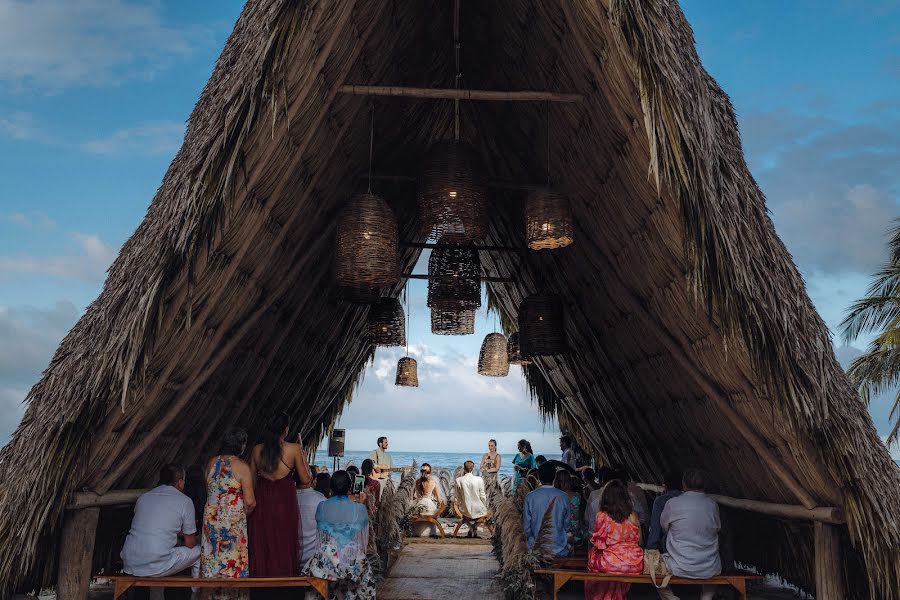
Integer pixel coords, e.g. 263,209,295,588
121,464,200,599
657,468,721,600
296,469,326,567
454,460,488,538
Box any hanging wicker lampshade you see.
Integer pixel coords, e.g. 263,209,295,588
430,308,475,335
367,298,406,346
336,193,400,286
427,239,481,311
518,293,566,356
506,332,532,365
525,187,574,250
419,140,488,242
478,333,509,377
395,356,419,387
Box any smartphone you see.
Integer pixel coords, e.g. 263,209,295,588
351,474,366,495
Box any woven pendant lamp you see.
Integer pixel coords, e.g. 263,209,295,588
419,140,488,242
367,298,405,346
478,332,509,376
395,356,419,387
336,193,400,285
518,293,566,356
427,238,481,311
431,308,475,335
506,332,532,365
525,187,574,250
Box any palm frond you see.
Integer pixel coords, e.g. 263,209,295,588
531,497,559,562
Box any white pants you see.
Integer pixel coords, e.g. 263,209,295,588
656,584,717,600
149,546,200,600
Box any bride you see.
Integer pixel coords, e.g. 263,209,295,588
413,463,443,515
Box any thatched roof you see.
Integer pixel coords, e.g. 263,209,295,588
1,0,897,597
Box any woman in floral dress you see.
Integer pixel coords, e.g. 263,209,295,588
200,428,255,600
301,470,375,600
585,479,644,600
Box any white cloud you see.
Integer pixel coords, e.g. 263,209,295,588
0,211,56,231
0,110,39,140
0,0,209,92
0,232,116,282
81,121,185,156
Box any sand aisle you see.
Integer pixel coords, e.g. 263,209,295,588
377,538,503,600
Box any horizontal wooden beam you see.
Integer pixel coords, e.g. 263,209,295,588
338,85,583,103
636,483,844,524
402,272,516,283
401,242,526,253
68,489,148,510
361,174,544,192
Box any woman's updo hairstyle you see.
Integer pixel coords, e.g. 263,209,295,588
331,470,352,496
219,427,248,456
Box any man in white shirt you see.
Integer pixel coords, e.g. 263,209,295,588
121,464,199,599
657,468,721,600
454,460,488,537
559,435,576,469
296,470,326,568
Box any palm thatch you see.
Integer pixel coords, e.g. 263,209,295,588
0,1,898,598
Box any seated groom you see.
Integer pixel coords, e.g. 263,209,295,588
523,462,572,557
455,460,488,537
121,464,200,597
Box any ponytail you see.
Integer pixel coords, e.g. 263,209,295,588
259,412,290,474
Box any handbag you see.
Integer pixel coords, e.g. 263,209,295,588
643,549,673,588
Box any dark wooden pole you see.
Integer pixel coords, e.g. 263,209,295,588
814,522,845,599
57,508,100,600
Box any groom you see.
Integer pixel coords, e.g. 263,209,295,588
455,460,488,537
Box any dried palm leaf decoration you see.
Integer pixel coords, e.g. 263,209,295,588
478,332,509,376
368,298,405,346
525,106,573,250
519,293,566,356
506,332,532,365
336,105,400,285
395,288,418,386
431,307,475,335
427,237,481,311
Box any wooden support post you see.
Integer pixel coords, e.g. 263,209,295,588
814,522,845,600
57,508,100,600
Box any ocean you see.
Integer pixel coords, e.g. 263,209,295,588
310,450,562,479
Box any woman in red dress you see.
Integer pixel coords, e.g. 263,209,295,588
249,412,312,577
584,479,644,600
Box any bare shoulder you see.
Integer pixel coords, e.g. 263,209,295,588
232,458,252,477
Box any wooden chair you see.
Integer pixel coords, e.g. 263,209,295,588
451,499,493,538
411,500,447,538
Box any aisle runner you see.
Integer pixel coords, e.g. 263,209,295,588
377,538,503,600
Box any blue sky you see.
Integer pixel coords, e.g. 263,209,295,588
0,1,897,456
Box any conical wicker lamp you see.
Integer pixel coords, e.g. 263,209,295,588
336,193,400,285
419,140,488,242
395,356,419,387
506,332,532,365
525,187,574,250
518,293,566,356
427,238,481,311
367,298,405,346
431,308,475,335
478,332,509,376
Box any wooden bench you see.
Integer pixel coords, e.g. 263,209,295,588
534,568,763,600
450,499,494,538
410,500,447,538
104,575,328,599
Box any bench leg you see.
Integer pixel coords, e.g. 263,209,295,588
114,580,135,600
730,578,747,600
434,518,446,539
552,573,573,600
309,577,329,599
452,520,463,538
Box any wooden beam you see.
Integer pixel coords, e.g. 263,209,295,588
401,242,526,253
402,272,516,283
814,522,845,599
338,85,583,103
57,507,100,600
636,484,844,524
362,173,545,192
69,489,148,510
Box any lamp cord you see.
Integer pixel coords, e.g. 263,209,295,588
453,0,461,141
368,101,375,193
546,102,551,186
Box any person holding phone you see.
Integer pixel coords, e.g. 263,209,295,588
301,471,376,598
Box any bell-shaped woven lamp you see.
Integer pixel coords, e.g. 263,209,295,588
506,332,532,365
367,298,406,346
525,187,574,250
395,356,419,387
478,332,509,376
518,293,566,356
427,238,481,311
336,193,400,286
419,140,488,242
431,308,475,335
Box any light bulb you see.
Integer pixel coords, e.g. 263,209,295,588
448,190,458,198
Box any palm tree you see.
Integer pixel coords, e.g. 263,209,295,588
840,219,900,446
